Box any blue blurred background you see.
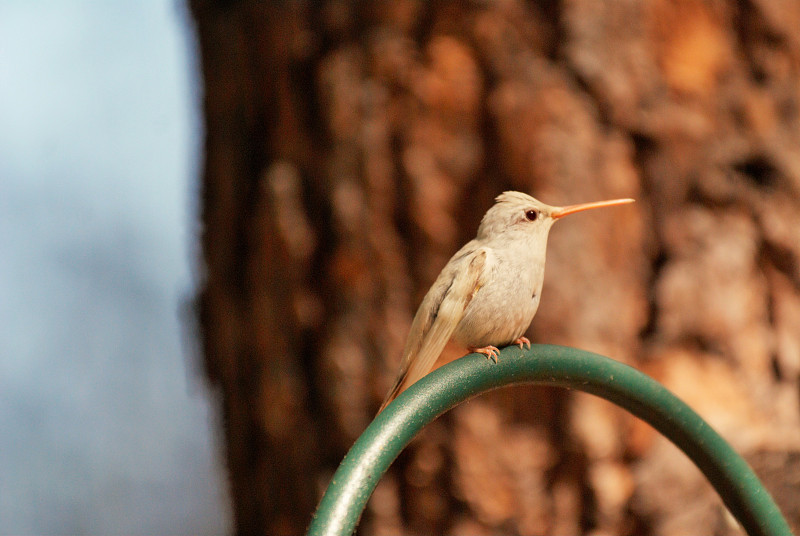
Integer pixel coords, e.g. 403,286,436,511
0,1,229,533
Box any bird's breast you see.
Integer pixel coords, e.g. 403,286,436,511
452,255,544,348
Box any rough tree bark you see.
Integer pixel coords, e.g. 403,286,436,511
190,1,800,534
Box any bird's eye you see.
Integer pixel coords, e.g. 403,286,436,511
524,209,538,221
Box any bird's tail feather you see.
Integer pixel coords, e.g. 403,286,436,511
376,311,459,413
377,374,405,414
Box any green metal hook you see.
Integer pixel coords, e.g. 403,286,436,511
306,344,792,536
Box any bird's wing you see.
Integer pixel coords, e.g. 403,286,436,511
378,245,490,412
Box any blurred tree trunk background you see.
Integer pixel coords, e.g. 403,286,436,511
189,1,800,534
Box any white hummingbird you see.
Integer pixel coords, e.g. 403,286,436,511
379,191,634,412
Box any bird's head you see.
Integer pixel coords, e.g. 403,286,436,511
476,191,634,242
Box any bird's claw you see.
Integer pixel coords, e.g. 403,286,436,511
471,345,501,364
513,336,531,350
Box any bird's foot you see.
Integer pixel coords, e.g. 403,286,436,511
513,336,531,350
470,345,501,364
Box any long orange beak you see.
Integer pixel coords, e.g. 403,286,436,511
551,198,634,219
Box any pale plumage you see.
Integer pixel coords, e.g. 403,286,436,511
378,191,633,412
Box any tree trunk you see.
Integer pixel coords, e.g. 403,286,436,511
190,1,800,534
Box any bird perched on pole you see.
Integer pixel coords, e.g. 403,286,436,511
378,191,634,413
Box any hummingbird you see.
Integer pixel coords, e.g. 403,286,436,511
379,191,634,412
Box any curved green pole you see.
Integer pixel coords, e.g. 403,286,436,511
306,344,792,536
